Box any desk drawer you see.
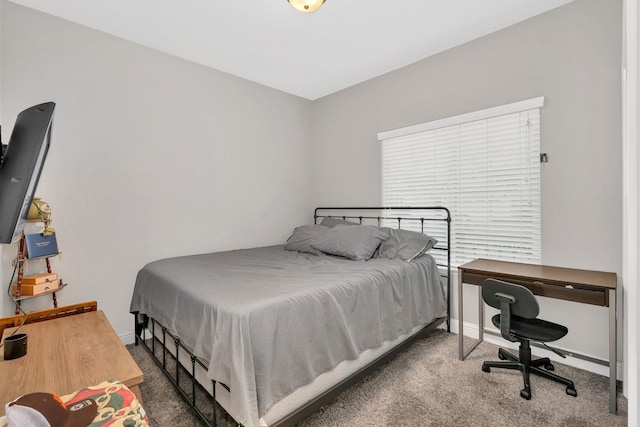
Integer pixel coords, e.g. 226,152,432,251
461,271,608,306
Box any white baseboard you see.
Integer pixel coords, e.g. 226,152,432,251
120,331,136,346
449,319,623,381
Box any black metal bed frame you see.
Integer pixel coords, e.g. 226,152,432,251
133,207,451,427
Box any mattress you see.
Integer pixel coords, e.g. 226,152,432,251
129,245,446,427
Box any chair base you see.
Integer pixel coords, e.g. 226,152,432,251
481,341,577,400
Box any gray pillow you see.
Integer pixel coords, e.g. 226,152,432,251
284,225,330,256
376,228,438,261
320,217,358,228
312,225,388,261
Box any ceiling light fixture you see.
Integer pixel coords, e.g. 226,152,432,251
287,0,325,13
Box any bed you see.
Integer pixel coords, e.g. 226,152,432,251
130,207,451,427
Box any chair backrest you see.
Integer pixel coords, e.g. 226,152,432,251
482,279,539,319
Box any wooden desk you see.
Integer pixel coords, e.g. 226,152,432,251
0,310,143,416
457,258,617,414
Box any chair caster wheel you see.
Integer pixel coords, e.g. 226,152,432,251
566,387,577,397
498,352,507,360
482,363,490,373
544,364,555,371
520,389,531,400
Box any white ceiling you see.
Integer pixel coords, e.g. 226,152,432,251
9,0,574,100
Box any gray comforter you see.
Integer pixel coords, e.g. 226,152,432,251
129,245,446,427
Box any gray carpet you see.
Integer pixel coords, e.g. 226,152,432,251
127,330,628,426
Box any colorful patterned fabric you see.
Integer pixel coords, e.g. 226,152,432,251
0,380,148,427
61,380,148,427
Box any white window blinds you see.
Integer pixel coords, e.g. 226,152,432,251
379,97,543,267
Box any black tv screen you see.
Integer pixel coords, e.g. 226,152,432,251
0,102,55,244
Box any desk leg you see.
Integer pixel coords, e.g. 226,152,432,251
609,289,617,414
130,384,143,406
458,270,464,360
458,271,483,360
478,285,484,342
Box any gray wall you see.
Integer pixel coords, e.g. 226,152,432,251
0,1,314,337
311,0,622,361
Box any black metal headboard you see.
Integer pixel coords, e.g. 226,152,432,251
314,207,451,332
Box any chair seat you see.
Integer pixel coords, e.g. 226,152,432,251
492,314,568,342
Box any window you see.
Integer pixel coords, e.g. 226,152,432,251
378,97,543,267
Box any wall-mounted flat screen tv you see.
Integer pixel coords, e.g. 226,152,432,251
0,102,55,244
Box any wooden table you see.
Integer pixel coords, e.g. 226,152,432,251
457,258,618,414
0,310,143,416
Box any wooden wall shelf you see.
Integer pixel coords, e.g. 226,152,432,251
12,282,68,302
10,219,64,314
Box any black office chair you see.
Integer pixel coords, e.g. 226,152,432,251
481,278,577,400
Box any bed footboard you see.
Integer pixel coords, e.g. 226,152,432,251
134,312,446,427
133,313,220,426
